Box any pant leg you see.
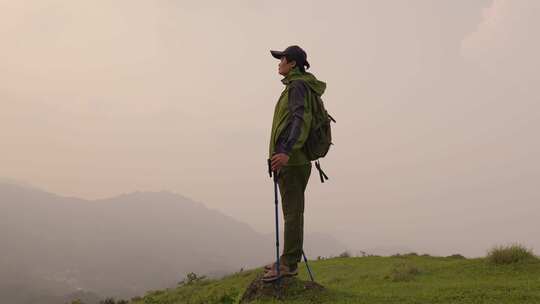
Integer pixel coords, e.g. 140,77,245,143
277,162,312,270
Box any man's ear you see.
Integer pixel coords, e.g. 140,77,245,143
290,60,297,68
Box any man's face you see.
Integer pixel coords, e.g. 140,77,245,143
278,57,296,76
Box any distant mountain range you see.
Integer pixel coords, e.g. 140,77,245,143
0,182,346,304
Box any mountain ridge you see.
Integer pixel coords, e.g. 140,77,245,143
0,181,346,304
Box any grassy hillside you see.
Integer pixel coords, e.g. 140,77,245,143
129,250,540,304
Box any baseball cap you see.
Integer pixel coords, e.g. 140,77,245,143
270,45,310,69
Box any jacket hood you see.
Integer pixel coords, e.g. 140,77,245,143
281,67,327,97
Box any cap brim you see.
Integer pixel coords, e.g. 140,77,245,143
270,50,285,59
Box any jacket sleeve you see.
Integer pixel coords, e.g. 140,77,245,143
275,80,309,156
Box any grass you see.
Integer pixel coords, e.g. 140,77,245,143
130,250,540,304
384,261,420,282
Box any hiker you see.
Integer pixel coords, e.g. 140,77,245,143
264,45,327,282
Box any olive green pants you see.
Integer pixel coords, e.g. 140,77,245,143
277,162,312,270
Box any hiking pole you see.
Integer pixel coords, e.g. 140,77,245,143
302,250,315,282
268,158,281,285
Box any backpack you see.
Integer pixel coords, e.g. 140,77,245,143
303,90,336,183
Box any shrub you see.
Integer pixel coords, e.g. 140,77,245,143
339,251,351,258
178,272,208,285
447,254,466,259
98,299,127,304
486,243,537,265
385,262,420,282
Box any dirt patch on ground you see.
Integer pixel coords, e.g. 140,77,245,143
240,273,325,303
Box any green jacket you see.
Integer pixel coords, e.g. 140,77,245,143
269,67,327,166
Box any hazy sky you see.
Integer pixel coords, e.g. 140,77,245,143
1,0,539,257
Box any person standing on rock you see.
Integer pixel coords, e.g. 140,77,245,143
264,45,327,282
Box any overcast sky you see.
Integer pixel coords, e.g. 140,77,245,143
1,0,539,257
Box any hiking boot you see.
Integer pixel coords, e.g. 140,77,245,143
262,264,298,282
264,261,284,271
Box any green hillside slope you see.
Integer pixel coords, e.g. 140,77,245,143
130,252,540,304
